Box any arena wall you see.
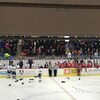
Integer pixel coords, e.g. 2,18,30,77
0,1,100,36
0,68,100,78
0,59,100,78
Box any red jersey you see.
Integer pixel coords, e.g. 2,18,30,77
81,63,86,68
87,62,92,68
67,62,72,68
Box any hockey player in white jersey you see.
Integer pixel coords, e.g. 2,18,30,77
7,64,12,78
11,65,16,79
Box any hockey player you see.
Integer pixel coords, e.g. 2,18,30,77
87,60,92,68
37,71,42,82
77,61,82,80
0,62,3,69
11,65,16,79
38,70,42,77
24,62,30,69
7,64,12,78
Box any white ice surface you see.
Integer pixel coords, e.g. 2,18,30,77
0,76,100,100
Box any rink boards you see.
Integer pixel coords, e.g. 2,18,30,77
0,68,100,78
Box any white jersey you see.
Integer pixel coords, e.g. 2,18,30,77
32,63,36,68
0,63,2,69
7,65,12,71
16,64,20,69
11,66,16,72
25,63,30,68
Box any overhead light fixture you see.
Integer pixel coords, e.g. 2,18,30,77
64,36,69,38
65,40,69,42
75,36,77,38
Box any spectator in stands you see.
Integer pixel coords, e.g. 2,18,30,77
0,39,18,58
94,50,99,59
67,51,72,59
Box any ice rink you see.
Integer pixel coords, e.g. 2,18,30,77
0,76,100,100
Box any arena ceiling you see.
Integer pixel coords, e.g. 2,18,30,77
0,0,100,37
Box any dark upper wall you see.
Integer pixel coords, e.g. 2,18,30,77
1,0,100,5
0,1,100,36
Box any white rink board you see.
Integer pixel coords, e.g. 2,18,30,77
81,68,100,76
17,69,64,77
0,68,100,78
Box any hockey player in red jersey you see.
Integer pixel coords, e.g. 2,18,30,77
77,60,82,80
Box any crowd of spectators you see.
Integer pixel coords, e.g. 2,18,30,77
21,40,100,59
21,40,65,56
0,39,99,59
0,39,18,58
